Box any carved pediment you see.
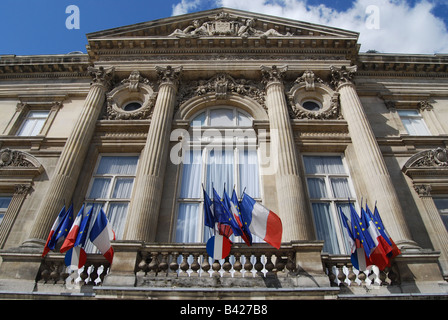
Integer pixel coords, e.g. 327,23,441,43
0,149,44,176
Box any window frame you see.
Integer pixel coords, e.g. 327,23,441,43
303,153,358,255
16,110,50,137
397,109,431,136
175,106,260,243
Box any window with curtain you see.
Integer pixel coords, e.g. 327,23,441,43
84,155,138,252
397,110,431,136
0,196,12,225
176,107,260,243
303,155,356,254
16,110,50,136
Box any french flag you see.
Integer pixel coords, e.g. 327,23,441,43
89,209,115,264
64,246,87,270
240,192,282,249
206,234,231,260
42,206,66,257
60,205,85,253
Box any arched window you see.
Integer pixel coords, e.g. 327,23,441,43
175,106,260,243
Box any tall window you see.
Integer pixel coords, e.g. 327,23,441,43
433,198,448,233
303,155,356,254
0,196,12,225
84,155,138,250
16,110,50,136
176,107,260,243
397,110,430,136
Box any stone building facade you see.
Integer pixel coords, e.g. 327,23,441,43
0,7,447,299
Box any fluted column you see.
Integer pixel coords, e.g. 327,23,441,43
261,65,315,242
331,65,415,248
23,67,114,247
123,66,182,242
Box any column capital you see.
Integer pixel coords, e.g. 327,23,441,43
330,65,357,89
261,65,288,87
88,66,115,90
156,65,183,88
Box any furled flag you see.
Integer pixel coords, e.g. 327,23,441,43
360,206,390,271
54,204,74,245
369,204,401,259
212,188,233,238
64,205,93,269
349,202,373,271
340,207,370,271
230,189,252,246
206,234,232,260
60,204,85,253
42,205,66,257
203,188,215,230
240,192,282,249
222,188,245,238
89,208,115,264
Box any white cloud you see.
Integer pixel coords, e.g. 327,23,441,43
171,0,448,54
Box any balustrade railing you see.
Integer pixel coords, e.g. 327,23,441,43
36,255,110,287
322,254,400,287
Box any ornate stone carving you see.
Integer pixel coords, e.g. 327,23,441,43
417,100,433,111
289,92,342,120
105,71,156,120
330,65,357,89
260,65,288,85
414,184,432,197
0,149,34,168
156,65,183,86
88,66,115,89
177,73,266,109
169,13,292,38
294,70,324,91
407,147,448,168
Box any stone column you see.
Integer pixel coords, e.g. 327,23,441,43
123,66,182,242
261,65,315,242
331,65,416,249
23,66,114,247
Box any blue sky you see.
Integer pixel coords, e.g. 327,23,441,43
1,0,447,55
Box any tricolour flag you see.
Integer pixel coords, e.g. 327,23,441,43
89,208,115,264
206,234,231,260
230,189,252,246
222,188,245,238
64,206,93,269
60,204,84,253
212,188,233,238
42,205,66,257
240,192,282,249
361,207,390,271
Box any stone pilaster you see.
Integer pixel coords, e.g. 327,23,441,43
23,66,114,247
330,65,416,249
261,65,315,242
123,66,182,242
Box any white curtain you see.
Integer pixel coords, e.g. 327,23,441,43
307,178,327,198
311,203,340,254
176,203,200,243
206,148,234,195
96,156,138,175
239,149,260,197
303,156,345,174
180,149,202,199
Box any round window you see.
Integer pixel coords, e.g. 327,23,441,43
123,102,142,112
302,101,322,112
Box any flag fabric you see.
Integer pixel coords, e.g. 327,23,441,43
89,208,115,264
206,234,232,260
60,204,84,253
222,188,245,237
361,207,390,270
230,189,252,246
240,192,282,249
370,204,401,258
64,246,87,270
350,202,373,270
42,206,66,257
203,188,215,229
212,188,233,238
54,204,74,244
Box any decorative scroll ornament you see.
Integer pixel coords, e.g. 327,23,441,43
294,70,324,91
0,149,35,168
407,147,448,168
330,65,357,89
177,73,266,109
169,13,292,38
88,66,115,89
